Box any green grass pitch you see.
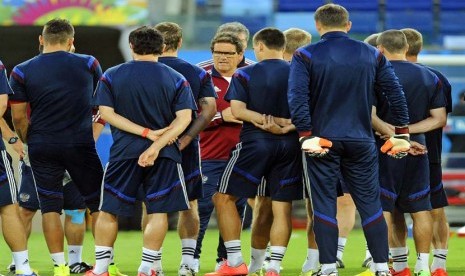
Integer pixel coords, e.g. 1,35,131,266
1,229,465,275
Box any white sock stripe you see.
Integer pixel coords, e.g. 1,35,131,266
219,143,242,193
433,254,447,260
177,163,190,208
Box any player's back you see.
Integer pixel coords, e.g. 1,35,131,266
292,32,380,142
101,60,194,162
229,59,295,140
159,57,205,100
9,51,99,144
378,61,444,144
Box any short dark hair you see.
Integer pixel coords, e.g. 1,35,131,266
253,28,286,51
283,28,312,54
154,22,182,52
377,30,408,54
129,26,164,55
401,28,423,57
210,32,244,54
314,4,349,29
364,33,379,47
216,22,250,42
42,18,74,45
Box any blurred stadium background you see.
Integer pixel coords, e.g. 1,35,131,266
0,0,464,230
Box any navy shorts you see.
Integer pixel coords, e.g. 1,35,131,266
0,150,17,207
429,162,448,209
218,138,303,202
100,158,189,216
18,162,86,211
182,141,203,201
28,143,103,214
379,153,432,213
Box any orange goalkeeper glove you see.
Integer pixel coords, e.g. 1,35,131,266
381,126,410,159
300,134,333,157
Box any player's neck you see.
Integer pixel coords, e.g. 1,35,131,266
161,50,178,57
406,55,418,63
42,44,71,53
260,52,284,61
384,52,407,61
133,54,158,62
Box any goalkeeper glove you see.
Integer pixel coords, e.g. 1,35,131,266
380,126,410,159
300,134,333,157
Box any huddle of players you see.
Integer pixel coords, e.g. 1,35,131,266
0,3,452,276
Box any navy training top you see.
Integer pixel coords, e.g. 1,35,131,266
288,31,409,142
9,51,101,145
94,60,197,163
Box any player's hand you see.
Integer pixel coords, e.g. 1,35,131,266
146,126,171,142
380,127,410,159
252,115,288,135
11,139,25,159
178,135,193,150
273,117,292,127
408,141,427,156
138,146,160,167
300,136,333,157
221,107,242,124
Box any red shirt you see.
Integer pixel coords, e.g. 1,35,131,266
199,66,242,160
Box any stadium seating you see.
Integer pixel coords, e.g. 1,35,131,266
221,15,269,36
330,0,379,11
274,12,316,34
440,11,465,34
384,0,433,11
277,0,327,12
385,11,434,34
348,11,379,34
440,0,465,10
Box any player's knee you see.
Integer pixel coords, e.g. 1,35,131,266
64,209,86,224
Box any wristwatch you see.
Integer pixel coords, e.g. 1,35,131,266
8,137,19,144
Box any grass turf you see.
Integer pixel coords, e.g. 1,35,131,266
1,229,465,275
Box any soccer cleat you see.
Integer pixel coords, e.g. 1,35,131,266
431,269,447,276
375,271,392,276
193,259,200,274
264,270,279,276
390,268,411,276
205,262,248,276
413,271,430,276
54,265,70,276
7,264,15,276
335,258,345,269
69,263,93,274
355,269,375,276
108,264,127,276
362,257,373,268
313,269,338,276
83,271,109,276
215,260,226,272
179,264,196,276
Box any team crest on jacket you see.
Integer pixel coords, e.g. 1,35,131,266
202,175,208,184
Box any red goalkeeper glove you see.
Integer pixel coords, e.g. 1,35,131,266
300,134,333,157
381,126,410,159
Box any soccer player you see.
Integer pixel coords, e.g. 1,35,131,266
0,59,37,276
3,42,95,276
9,18,104,276
387,28,451,276
205,27,303,276
287,4,410,276
283,28,312,62
153,21,217,276
375,30,447,276
90,26,196,276
194,32,245,271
